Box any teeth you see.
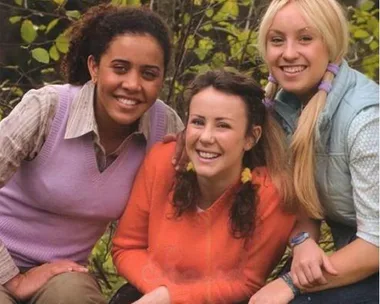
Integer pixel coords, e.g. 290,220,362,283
199,151,219,159
118,98,138,105
282,66,305,73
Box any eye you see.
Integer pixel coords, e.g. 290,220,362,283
113,65,128,74
189,118,204,126
142,69,159,81
269,36,284,45
299,35,313,43
217,122,231,129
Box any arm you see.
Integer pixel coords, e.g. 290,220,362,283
304,106,379,291
252,107,379,303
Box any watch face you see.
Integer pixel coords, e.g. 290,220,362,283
291,232,310,247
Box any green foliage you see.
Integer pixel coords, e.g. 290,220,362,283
348,0,379,79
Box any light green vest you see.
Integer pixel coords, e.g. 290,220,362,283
274,61,379,227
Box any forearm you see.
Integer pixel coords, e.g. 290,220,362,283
304,238,378,292
113,249,170,294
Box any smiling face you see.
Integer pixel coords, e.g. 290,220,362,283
88,33,164,132
265,2,329,100
185,86,257,185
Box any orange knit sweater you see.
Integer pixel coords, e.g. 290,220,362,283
112,142,295,304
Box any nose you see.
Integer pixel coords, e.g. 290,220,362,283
122,69,142,92
199,125,215,145
282,41,299,61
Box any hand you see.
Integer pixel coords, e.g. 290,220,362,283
164,130,187,171
249,278,294,304
291,238,338,288
133,286,170,304
4,260,88,300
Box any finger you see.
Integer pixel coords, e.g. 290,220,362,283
300,263,315,285
292,269,311,289
309,263,327,285
322,255,338,275
162,133,176,144
172,131,186,167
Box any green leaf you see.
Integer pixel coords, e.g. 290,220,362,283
211,52,226,68
354,29,370,38
194,37,214,60
31,48,50,64
49,45,60,61
185,35,195,49
9,16,22,24
369,41,379,51
54,0,66,5
205,8,214,18
14,0,22,5
21,20,37,43
360,1,375,11
55,34,69,53
66,10,81,20
11,86,23,97
213,0,239,22
46,19,59,34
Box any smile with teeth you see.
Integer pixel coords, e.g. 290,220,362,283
117,97,139,106
197,150,220,159
281,66,306,73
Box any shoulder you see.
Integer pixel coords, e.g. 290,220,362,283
9,85,60,119
155,99,184,133
144,142,176,172
338,66,379,108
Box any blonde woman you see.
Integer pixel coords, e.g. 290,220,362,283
250,0,379,303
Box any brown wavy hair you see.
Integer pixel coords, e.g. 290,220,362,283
172,70,295,238
61,4,171,85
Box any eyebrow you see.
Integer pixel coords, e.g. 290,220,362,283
190,114,235,121
111,59,161,70
268,27,316,35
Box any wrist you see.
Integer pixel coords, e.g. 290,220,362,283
290,232,310,248
280,272,300,297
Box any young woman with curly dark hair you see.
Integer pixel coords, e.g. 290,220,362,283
0,4,183,304
112,69,296,304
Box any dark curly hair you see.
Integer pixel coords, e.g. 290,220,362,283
172,70,295,239
61,4,171,85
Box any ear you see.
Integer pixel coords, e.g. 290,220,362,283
244,125,262,151
87,55,98,84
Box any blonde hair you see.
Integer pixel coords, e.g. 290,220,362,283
258,0,349,219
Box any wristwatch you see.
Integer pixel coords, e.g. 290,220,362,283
290,232,310,248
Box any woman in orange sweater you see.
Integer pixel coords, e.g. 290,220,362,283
111,70,296,304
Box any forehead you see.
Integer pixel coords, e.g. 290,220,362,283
270,3,311,31
189,86,247,119
101,33,164,66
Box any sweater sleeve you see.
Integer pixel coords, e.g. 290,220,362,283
0,240,19,285
165,178,295,303
112,145,171,293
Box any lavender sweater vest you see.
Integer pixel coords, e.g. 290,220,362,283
0,84,166,267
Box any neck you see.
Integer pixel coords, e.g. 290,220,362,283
296,87,318,106
196,173,240,210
